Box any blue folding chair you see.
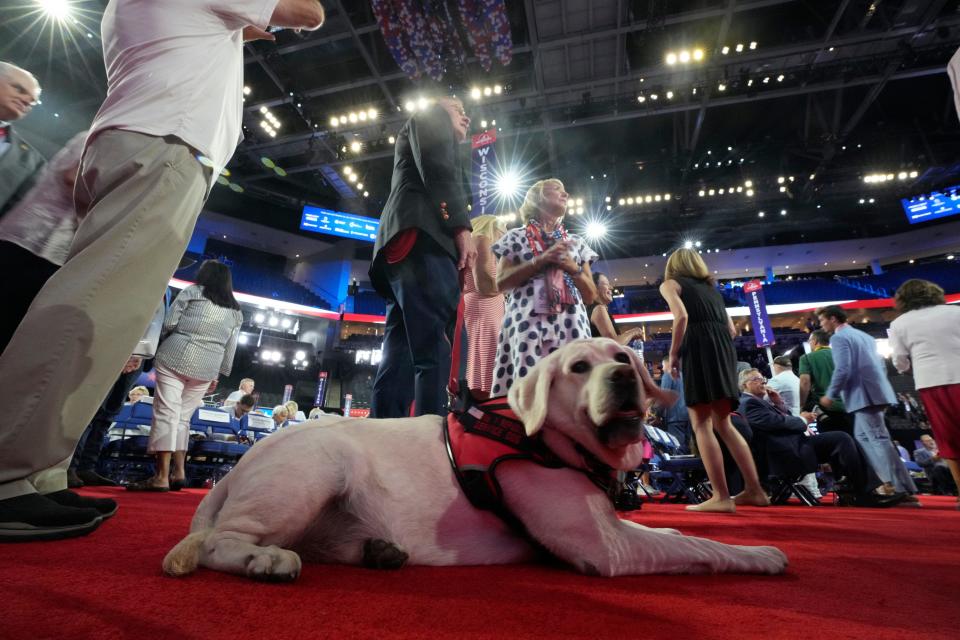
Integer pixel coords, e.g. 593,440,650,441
239,412,275,442
644,424,711,504
186,407,250,486
100,400,156,483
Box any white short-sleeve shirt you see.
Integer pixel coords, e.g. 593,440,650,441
90,0,278,176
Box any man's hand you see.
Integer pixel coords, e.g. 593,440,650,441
820,395,833,410
454,228,477,272
243,26,275,42
766,387,783,404
800,411,816,424
121,356,142,374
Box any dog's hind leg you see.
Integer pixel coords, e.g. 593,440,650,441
362,538,409,569
199,532,302,582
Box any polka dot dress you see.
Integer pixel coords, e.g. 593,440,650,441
488,227,597,397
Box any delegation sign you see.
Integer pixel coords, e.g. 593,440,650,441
471,129,497,218
743,280,776,348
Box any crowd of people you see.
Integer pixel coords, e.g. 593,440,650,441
1,0,957,547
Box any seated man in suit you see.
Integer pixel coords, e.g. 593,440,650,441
737,368,904,508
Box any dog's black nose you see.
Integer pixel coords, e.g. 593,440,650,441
608,366,637,403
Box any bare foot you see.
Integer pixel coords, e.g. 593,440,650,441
686,496,736,513
734,489,771,507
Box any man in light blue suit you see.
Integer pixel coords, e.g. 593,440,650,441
817,306,918,500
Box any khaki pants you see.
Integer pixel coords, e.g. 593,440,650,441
0,130,209,500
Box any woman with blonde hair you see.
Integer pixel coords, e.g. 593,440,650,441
272,405,290,429
462,215,508,397
659,248,768,512
889,278,960,507
127,385,150,403
489,179,597,395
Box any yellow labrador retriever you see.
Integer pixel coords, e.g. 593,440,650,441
164,338,787,581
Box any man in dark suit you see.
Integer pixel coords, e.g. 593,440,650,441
0,62,45,218
738,368,904,507
369,97,476,419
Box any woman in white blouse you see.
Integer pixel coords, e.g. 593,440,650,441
888,278,960,507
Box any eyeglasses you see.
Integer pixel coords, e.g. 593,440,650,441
746,376,766,383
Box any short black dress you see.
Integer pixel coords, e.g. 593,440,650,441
673,276,739,409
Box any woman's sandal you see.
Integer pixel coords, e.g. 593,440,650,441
125,479,170,492
168,479,185,492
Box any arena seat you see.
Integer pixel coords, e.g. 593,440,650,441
643,424,711,504
186,407,250,486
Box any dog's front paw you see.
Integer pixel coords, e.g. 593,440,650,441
245,545,302,582
742,545,788,575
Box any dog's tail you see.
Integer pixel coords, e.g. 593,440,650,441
162,528,211,577
162,473,232,577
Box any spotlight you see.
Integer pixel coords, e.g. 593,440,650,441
343,166,353,175
684,240,693,249
679,51,690,63
37,0,71,20
758,211,765,217
665,52,678,65
295,351,306,360
692,48,704,61
717,83,726,92
388,135,396,144
666,90,674,99
721,46,730,55
254,313,266,323
350,140,362,153
348,173,358,183
238,334,249,345
585,221,608,240
735,43,744,52
348,112,358,123
749,41,758,49
357,182,364,190
243,86,251,96
470,87,481,100
367,108,378,120
281,318,292,329
495,169,522,199
268,316,279,327
330,116,339,127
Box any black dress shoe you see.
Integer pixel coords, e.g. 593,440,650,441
76,469,118,487
839,491,907,508
0,493,102,542
45,490,118,519
67,468,84,489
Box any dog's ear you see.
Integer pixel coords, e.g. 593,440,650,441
623,346,678,409
508,355,558,436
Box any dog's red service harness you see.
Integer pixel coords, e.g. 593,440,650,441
443,398,615,532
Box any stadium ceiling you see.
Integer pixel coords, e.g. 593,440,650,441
5,0,960,259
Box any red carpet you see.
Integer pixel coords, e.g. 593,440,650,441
1,488,958,640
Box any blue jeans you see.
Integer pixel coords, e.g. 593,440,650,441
371,237,460,418
853,406,917,493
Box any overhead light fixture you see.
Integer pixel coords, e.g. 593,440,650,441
243,86,252,96
717,83,726,92
665,52,678,65
37,0,71,20
388,135,396,144
721,46,730,55
349,140,362,153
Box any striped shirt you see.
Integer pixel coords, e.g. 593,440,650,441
155,285,243,380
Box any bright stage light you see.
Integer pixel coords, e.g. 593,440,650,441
495,170,522,199
295,351,306,360
684,240,693,249
37,0,71,20
238,334,249,345
254,313,265,323
268,316,279,327
585,221,607,240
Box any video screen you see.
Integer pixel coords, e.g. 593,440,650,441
901,186,960,224
299,206,379,242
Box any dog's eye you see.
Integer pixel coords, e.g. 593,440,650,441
571,361,591,374
614,353,630,364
